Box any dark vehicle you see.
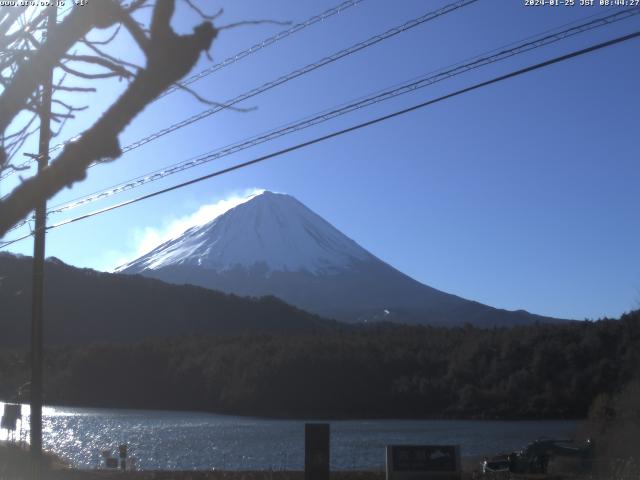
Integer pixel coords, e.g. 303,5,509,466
482,455,510,474
482,438,594,475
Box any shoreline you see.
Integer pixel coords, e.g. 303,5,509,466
5,442,609,479
0,399,587,422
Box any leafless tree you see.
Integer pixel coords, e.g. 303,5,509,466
0,0,222,237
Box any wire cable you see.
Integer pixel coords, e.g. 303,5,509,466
2,29,638,249
27,0,475,170
114,0,480,155
0,0,365,178
161,0,364,97
22,6,638,225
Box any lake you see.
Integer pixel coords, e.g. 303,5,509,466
0,403,580,471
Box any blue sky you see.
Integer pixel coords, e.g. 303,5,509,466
1,0,639,320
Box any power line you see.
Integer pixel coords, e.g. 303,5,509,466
114,0,479,155
2,29,638,249
8,0,476,178
4,6,637,234
24,0,475,176
1,0,365,178
17,5,637,227
160,0,364,97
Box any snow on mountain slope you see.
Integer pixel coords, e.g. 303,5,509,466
117,191,373,275
117,191,562,326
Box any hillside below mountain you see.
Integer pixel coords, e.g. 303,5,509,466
118,191,564,327
0,252,332,348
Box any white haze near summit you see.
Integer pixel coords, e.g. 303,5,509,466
108,188,265,272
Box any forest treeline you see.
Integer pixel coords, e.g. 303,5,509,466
0,253,334,349
1,310,638,419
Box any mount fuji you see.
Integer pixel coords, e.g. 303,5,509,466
117,191,560,326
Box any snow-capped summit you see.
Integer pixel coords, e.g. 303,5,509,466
118,191,560,326
117,191,372,275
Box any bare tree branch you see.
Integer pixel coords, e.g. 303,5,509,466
79,39,143,71
58,61,130,80
0,1,123,166
185,1,223,21
115,4,150,54
52,85,97,93
0,0,218,236
218,19,292,31
63,53,135,77
0,7,28,46
172,81,256,112
82,24,121,46
52,98,88,112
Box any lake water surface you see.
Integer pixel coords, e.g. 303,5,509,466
0,403,580,470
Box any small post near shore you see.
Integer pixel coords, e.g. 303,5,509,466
119,444,128,471
305,423,330,480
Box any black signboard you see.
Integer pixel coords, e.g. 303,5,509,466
390,445,459,472
305,423,330,480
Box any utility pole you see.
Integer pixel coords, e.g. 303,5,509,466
30,3,56,468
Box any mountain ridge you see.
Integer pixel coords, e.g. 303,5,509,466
117,191,373,275
119,191,565,326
